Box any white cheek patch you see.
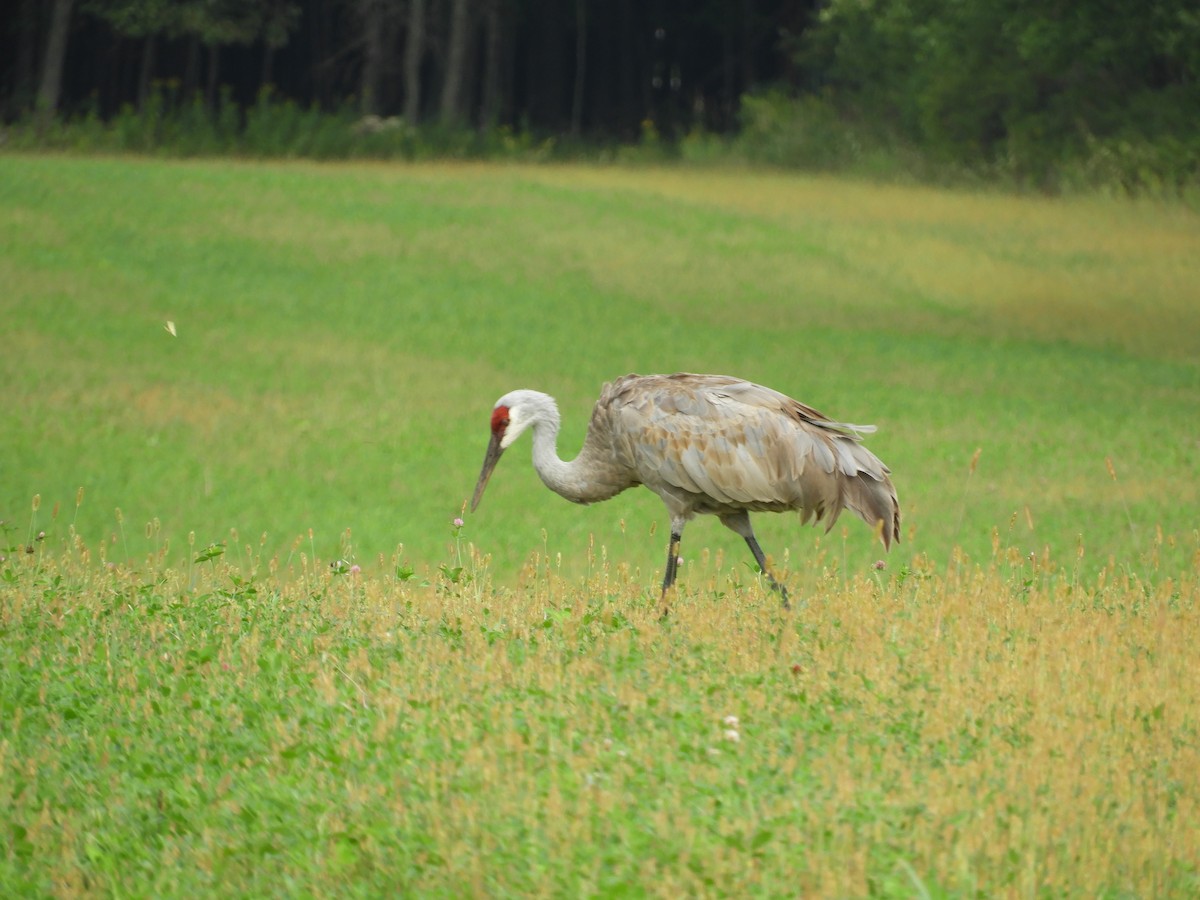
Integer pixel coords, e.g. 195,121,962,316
500,412,525,449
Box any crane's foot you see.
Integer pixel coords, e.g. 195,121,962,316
741,533,791,609
768,578,791,610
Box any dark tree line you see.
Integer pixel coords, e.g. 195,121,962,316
2,0,807,139
3,0,1197,187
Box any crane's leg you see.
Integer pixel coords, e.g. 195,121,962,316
661,531,682,594
719,513,790,608
659,530,682,617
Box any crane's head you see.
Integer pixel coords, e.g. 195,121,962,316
470,390,552,511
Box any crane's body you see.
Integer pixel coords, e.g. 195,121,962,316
471,373,900,607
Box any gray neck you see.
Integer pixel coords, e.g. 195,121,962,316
529,410,584,501
527,402,630,504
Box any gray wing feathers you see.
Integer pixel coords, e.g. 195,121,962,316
603,373,900,546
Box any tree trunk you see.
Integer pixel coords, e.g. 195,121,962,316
740,0,755,99
36,0,75,125
261,43,275,93
403,0,426,124
206,43,221,113
526,0,564,129
183,37,201,100
14,0,39,115
138,34,158,112
720,19,735,130
310,0,334,109
361,0,385,115
440,0,471,125
478,0,502,130
617,0,640,138
570,0,587,137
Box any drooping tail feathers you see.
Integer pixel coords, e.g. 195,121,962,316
841,445,901,550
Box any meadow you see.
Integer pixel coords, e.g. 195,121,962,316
1,155,1199,895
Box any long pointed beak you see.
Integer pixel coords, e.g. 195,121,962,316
470,433,504,512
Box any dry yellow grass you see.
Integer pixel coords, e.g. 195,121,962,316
2,510,1198,894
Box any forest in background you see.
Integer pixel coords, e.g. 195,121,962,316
3,0,1199,194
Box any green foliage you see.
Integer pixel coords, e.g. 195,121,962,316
86,0,298,47
1062,132,1200,199
786,0,1200,194
241,89,359,159
3,84,565,163
736,90,861,171
84,0,175,38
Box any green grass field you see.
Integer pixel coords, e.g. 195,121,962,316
2,155,1199,895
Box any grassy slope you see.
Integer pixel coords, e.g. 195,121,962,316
2,156,1199,895
2,156,1198,589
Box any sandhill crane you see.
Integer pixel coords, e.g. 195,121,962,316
470,373,900,607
